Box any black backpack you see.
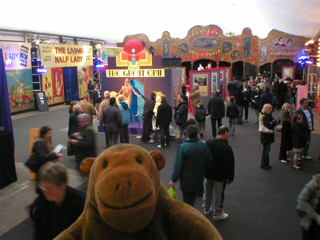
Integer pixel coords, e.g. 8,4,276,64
195,108,206,122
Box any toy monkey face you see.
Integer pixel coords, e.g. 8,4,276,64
91,145,164,233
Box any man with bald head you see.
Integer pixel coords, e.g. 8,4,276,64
98,90,110,124
70,113,97,168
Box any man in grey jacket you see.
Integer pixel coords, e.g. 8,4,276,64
297,174,320,239
102,97,122,147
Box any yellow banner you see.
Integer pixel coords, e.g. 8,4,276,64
106,69,165,78
40,44,93,67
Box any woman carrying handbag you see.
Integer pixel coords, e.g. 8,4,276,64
259,104,277,170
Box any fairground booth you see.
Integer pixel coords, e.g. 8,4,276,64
118,25,320,109
100,39,184,134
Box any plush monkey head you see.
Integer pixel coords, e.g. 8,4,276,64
80,144,165,233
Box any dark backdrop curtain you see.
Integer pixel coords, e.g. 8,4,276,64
0,48,17,188
63,67,79,102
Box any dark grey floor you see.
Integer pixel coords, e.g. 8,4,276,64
2,105,320,240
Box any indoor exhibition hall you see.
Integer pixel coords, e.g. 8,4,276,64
1,1,320,239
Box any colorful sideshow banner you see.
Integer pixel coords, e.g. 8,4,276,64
6,69,34,112
0,42,34,113
40,44,93,68
77,66,94,99
51,67,64,103
42,68,54,105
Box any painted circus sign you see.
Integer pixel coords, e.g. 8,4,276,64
0,42,34,113
40,44,93,67
0,42,31,70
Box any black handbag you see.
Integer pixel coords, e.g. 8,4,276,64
296,204,306,218
175,115,182,125
25,154,42,172
67,141,75,156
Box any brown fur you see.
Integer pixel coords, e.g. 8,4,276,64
55,144,223,240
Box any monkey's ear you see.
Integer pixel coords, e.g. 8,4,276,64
79,157,96,178
149,151,166,171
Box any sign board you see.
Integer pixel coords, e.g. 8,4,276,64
35,91,49,112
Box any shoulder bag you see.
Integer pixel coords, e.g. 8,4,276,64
259,117,273,134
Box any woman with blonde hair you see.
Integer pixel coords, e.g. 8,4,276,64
260,104,277,170
277,102,292,123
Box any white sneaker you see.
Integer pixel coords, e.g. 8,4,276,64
304,155,312,160
213,212,229,221
148,139,154,143
203,207,213,216
157,145,164,148
136,135,142,139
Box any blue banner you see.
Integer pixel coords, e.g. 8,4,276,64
0,48,13,132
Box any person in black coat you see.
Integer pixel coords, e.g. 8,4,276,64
92,83,102,109
70,114,97,169
30,162,85,240
250,82,261,123
295,98,314,159
174,94,189,141
226,96,239,136
277,79,287,111
203,126,235,220
235,87,245,124
68,104,82,138
207,91,225,137
292,114,307,170
260,104,277,170
156,94,172,148
32,126,63,193
258,86,273,112
278,109,293,163
141,92,156,143
68,104,82,156
227,78,239,97
242,81,252,122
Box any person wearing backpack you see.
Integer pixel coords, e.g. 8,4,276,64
226,96,239,136
195,102,206,137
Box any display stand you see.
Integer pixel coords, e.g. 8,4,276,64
307,64,318,109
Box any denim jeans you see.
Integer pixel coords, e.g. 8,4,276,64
261,143,271,167
109,131,120,146
229,118,237,135
301,130,311,157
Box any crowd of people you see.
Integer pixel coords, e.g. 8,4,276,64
25,72,320,240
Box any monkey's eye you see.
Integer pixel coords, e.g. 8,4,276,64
136,157,142,164
103,161,108,168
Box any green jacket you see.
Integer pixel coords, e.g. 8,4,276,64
171,139,213,193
